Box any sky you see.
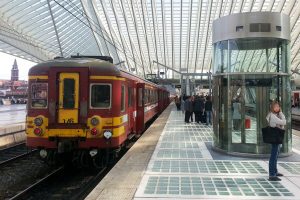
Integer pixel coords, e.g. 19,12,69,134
0,52,37,81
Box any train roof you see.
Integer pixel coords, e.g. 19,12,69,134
29,57,120,76
28,57,169,91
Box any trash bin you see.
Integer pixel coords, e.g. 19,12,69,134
245,118,251,129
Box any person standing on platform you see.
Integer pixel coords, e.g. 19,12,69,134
193,96,201,123
190,96,195,122
174,95,180,110
181,96,185,114
266,101,286,181
184,96,192,123
199,95,206,123
205,96,213,125
232,98,241,130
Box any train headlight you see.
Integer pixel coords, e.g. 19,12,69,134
89,149,98,157
40,149,47,158
91,117,99,126
34,117,43,126
34,128,43,136
91,128,98,136
103,131,112,139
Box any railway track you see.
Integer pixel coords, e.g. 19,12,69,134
0,141,36,166
1,114,156,199
10,166,108,200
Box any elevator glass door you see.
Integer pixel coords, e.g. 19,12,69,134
213,74,290,154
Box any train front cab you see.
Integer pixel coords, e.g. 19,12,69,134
27,68,130,154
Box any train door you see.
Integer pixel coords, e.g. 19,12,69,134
136,83,145,134
127,85,134,133
58,73,79,124
157,89,162,112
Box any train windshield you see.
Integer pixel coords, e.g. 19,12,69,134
63,79,75,109
90,84,111,108
31,83,48,108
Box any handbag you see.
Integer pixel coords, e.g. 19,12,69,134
261,126,285,144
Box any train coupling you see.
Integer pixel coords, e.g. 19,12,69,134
58,140,76,153
89,149,98,157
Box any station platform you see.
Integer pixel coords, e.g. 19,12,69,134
0,105,26,148
86,104,300,200
0,104,26,127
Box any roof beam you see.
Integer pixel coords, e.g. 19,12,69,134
179,0,182,71
200,0,213,74
140,0,153,74
186,0,193,74
80,0,103,56
119,0,138,72
193,0,202,72
90,0,111,56
150,0,159,71
267,0,275,11
283,0,296,15
99,0,121,63
171,0,174,77
160,0,167,68
129,0,146,77
110,0,131,71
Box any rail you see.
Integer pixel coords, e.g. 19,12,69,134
0,142,36,166
10,166,107,200
10,166,65,200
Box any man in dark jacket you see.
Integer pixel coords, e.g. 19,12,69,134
199,96,205,123
184,96,193,123
193,96,201,123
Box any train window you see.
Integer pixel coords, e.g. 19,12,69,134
128,87,133,107
90,84,111,108
144,89,148,104
138,88,143,107
31,83,48,108
63,79,75,109
121,85,125,112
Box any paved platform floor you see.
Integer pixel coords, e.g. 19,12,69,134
0,104,26,127
134,109,300,200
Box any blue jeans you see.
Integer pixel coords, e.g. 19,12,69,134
269,144,280,177
206,111,212,125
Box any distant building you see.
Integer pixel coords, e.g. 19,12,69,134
11,59,19,81
0,59,27,98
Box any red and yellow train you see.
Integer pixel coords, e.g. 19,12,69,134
26,56,169,167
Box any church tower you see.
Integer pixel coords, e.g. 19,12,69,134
11,59,19,81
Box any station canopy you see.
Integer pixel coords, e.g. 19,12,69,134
0,0,300,78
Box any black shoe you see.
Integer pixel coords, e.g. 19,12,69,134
277,173,284,177
269,176,281,181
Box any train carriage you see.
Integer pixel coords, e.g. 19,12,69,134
26,56,169,167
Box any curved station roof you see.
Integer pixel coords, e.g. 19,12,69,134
0,0,300,77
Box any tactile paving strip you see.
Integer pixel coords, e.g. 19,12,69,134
155,149,205,159
148,160,268,174
161,134,213,142
158,142,206,149
279,163,300,175
136,176,296,198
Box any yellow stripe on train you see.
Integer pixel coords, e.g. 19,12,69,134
28,75,48,80
90,75,125,81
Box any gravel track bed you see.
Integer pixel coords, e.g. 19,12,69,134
0,153,53,199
